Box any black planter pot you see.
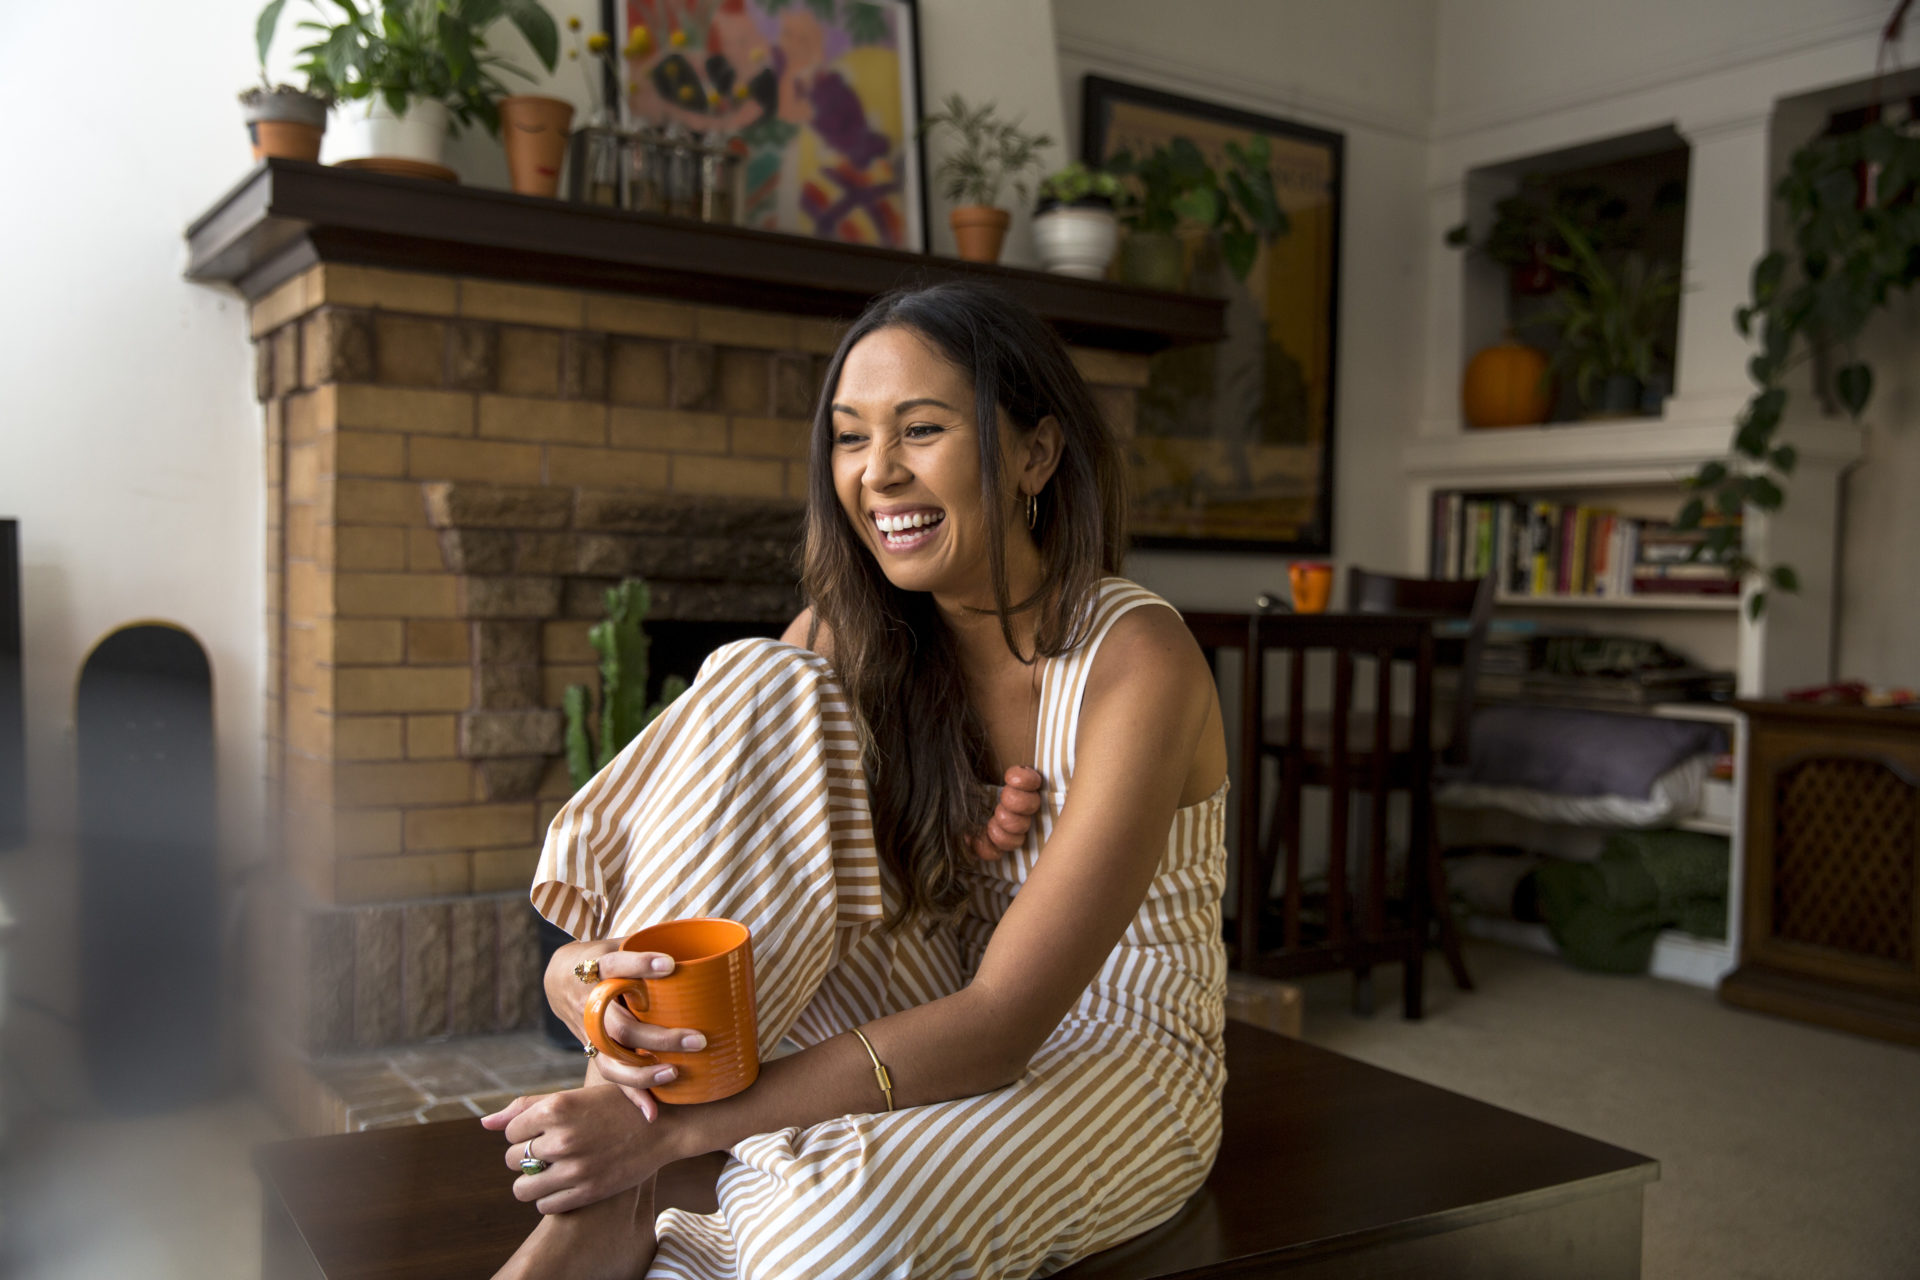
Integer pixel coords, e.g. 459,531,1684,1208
1596,373,1643,418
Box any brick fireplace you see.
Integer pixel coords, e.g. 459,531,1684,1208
190,162,1218,1124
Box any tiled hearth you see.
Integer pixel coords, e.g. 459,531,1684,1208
279,1030,586,1134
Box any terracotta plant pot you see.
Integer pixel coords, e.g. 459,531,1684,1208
1462,338,1551,428
950,206,1011,263
240,87,329,163
500,95,575,198
252,120,324,163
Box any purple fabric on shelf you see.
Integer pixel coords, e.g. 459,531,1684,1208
1466,705,1728,799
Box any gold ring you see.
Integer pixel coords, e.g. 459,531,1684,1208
573,959,600,984
582,1044,599,1059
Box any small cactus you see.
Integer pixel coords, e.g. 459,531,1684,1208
563,578,688,791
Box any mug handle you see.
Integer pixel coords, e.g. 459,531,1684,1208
582,978,660,1071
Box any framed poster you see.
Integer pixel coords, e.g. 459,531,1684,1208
1082,75,1343,553
623,0,927,251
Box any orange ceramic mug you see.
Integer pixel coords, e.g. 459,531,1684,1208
581,917,759,1104
1288,561,1334,613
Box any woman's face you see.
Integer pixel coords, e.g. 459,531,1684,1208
829,326,1026,603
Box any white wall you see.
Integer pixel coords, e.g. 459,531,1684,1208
0,0,272,1084
1054,0,1440,609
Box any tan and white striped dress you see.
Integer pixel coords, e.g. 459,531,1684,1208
531,578,1227,1279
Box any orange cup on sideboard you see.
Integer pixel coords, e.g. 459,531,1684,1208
1287,561,1334,613
581,917,759,1104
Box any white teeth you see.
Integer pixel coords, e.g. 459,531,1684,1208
876,512,944,534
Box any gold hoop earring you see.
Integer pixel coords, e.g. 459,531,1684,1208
1026,491,1039,530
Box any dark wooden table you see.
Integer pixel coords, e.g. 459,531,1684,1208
258,1022,1656,1279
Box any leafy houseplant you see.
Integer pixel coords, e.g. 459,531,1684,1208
258,0,559,167
1035,162,1122,210
562,579,688,792
1522,212,1681,418
1445,181,1633,295
1032,162,1123,279
1680,114,1920,617
919,94,1054,263
1108,136,1289,289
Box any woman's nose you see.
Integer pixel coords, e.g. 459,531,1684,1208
863,439,910,489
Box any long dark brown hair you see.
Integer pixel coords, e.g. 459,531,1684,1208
801,282,1128,927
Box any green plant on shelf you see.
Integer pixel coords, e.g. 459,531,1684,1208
1520,211,1681,411
919,94,1054,211
256,0,559,136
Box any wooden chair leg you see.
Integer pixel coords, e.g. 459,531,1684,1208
1427,831,1474,992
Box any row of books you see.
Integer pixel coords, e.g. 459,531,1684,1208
1429,494,1740,599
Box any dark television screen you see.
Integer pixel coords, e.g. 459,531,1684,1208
1,519,21,848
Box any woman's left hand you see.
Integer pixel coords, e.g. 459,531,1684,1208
483,1085,676,1214
976,766,1044,860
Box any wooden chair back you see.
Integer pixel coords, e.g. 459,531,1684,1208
1346,568,1493,770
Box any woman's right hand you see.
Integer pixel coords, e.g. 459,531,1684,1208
543,939,708,1122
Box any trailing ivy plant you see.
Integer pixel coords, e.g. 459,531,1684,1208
1682,117,1920,618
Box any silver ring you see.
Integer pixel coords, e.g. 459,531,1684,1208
519,1140,547,1176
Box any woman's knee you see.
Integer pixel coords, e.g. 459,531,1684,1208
697,636,836,688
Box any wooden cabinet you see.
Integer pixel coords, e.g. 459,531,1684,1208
1720,701,1920,1045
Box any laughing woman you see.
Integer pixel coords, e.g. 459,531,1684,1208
483,280,1229,1280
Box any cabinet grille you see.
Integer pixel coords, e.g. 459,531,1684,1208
1772,758,1916,964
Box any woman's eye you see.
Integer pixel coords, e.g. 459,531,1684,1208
904,422,944,439
833,431,866,446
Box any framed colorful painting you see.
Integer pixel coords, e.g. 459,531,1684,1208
623,0,927,251
1082,75,1344,553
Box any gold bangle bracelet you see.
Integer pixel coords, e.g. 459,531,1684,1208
850,1026,894,1112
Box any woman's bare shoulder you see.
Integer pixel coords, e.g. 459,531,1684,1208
1081,602,1210,707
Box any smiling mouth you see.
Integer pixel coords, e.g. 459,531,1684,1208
874,510,946,549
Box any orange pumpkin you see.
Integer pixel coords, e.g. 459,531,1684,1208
1462,339,1551,428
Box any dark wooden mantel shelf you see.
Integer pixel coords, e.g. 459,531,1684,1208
184,160,1224,353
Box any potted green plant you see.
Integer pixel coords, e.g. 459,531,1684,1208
1679,112,1920,617
1445,181,1632,295
240,2,337,162
919,94,1053,263
1108,136,1288,290
1031,162,1123,277
259,0,558,173
1522,213,1680,418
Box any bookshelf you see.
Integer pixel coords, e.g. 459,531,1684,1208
1403,416,1862,987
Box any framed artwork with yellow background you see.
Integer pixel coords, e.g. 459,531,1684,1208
1083,75,1343,553
623,0,927,251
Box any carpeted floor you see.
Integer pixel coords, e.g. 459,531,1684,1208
1295,941,1920,1280
3,941,1915,1277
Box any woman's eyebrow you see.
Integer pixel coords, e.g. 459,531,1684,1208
831,397,960,418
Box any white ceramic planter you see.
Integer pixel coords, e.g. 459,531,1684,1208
1033,206,1120,278
326,97,451,165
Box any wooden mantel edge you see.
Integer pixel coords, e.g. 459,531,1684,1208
184,160,1226,353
